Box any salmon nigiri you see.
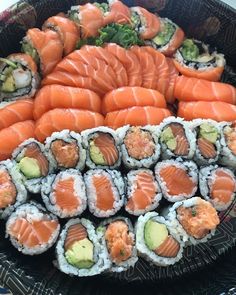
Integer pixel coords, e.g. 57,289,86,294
174,76,236,104
102,87,166,114
35,108,104,142
105,106,171,129
178,101,236,122
33,85,102,120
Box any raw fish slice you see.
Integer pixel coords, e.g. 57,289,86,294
165,58,179,104
64,223,87,250
154,236,180,258
103,0,131,25
93,175,115,211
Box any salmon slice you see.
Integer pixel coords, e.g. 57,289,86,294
24,142,49,176
64,223,87,250
93,175,115,211
160,27,185,57
159,165,195,196
103,0,131,25
105,220,133,263
92,133,119,166
0,170,17,209
197,138,216,159
165,58,179,104
168,123,189,156
51,140,79,168
154,236,180,258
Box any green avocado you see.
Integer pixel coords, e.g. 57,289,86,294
161,127,177,151
0,58,17,69
152,22,175,46
180,39,199,61
1,75,16,92
21,42,40,65
89,140,106,165
144,220,168,250
18,157,41,179
65,238,95,269
199,123,218,143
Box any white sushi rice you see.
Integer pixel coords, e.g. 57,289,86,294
84,169,124,218
97,216,138,272
41,169,87,218
45,130,86,171
6,202,60,255
135,212,184,266
0,160,28,219
199,165,236,211
56,218,111,277
125,169,162,216
154,158,198,202
219,122,236,168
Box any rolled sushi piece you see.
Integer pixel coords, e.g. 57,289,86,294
12,138,52,194
219,122,236,168
199,165,236,211
145,18,185,57
191,119,221,165
136,212,184,266
0,160,27,219
0,53,40,101
173,39,225,82
125,169,162,216
118,125,160,169
84,169,124,218
56,218,111,276
168,197,220,245
41,169,87,218
6,202,60,255
81,127,121,169
159,116,196,159
97,216,137,272
45,130,86,171
154,159,198,202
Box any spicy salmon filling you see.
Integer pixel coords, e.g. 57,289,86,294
0,170,17,209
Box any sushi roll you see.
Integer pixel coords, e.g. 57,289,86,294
136,212,184,266
56,218,111,276
82,127,121,169
0,53,40,101
84,169,124,218
45,130,86,171
219,122,236,168
173,39,225,82
125,169,162,216
118,125,160,169
154,159,198,202
145,18,185,57
199,165,236,211
41,169,87,218
159,116,196,159
12,138,52,194
191,119,221,165
6,202,60,255
97,216,137,272
167,197,220,245
0,160,27,219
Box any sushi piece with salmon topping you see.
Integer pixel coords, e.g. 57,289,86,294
136,212,184,266
125,169,162,216
6,202,60,255
199,165,236,211
41,169,87,218
84,169,124,218
155,159,198,203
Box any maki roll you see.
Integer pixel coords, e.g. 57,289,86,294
159,117,196,159
6,202,60,255
199,165,236,211
97,217,137,272
155,159,198,202
0,53,40,101
0,160,27,219
145,18,185,57
220,122,236,168
191,119,221,165
82,127,121,169
12,139,51,194
118,125,160,169
168,197,220,245
136,212,184,266
41,169,87,218
45,130,86,171
84,169,124,218
56,218,110,276
173,39,225,82
125,169,162,216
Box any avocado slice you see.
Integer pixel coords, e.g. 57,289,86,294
144,220,168,251
18,157,41,179
152,22,175,46
1,75,16,92
199,123,218,144
89,140,106,165
180,39,199,61
65,238,95,269
0,58,17,69
161,127,177,151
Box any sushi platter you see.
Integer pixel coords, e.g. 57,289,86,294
0,0,236,294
